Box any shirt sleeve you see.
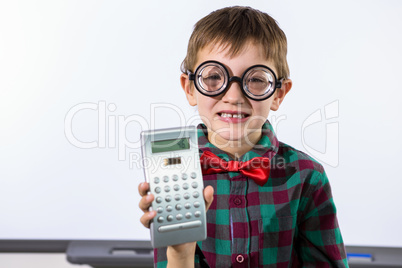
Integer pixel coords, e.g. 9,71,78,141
154,247,168,268
297,170,349,267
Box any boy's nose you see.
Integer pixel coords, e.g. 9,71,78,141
221,81,246,104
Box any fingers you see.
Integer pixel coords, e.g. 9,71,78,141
138,182,154,213
138,182,153,212
140,210,156,229
138,182,156,229
203,185,214,211
139,192,154,213
138,182,150,197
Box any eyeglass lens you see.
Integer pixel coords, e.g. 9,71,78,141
195,62,276,99
243,67,275,97
197,64,227,94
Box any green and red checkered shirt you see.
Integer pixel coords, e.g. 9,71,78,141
155,121,348,267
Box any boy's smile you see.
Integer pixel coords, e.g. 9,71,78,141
181,42,292,157
217,110,248,122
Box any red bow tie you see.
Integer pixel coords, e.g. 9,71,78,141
200,151,270,186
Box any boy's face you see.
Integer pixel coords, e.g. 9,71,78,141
181,42,292,150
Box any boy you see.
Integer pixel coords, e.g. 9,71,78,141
139,6,348,267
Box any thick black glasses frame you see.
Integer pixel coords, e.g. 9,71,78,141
188,60,282,101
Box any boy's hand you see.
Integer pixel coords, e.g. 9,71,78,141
138,182,214,267
138,182,214,228
138,182,156,228
167,185,214,268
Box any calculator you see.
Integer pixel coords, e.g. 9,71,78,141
141,126,206,248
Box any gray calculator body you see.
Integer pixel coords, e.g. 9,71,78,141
141,126,206,248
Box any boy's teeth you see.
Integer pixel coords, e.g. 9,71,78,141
221,113,245,118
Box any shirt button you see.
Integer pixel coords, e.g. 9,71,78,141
236,254,244,263
234,197,242,205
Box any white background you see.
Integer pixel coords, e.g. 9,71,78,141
1,0,402,256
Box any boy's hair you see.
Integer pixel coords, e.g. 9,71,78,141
181,6,290,79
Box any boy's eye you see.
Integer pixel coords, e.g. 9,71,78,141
246,75,271,94
203,74,222,81
247,76,269,88
201,73,223,90
247,76,267,83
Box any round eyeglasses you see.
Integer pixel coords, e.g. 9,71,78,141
188,60,283,101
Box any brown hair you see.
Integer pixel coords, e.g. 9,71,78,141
181,6,290,79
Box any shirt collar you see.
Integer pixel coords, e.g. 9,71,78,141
197,120,279,162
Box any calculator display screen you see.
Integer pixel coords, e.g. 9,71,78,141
151,138,190,153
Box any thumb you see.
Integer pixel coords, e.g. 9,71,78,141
203,185,214,211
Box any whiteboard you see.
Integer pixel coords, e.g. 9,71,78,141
1,0,401,248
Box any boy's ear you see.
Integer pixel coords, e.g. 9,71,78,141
270,79,292,111
180,73,197,106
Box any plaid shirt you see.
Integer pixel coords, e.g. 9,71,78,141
155,121,348,267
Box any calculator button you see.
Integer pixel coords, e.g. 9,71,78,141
165,195,172,202
155,187,161,194
174,194,181,201
176,214,183,220
156,207,163,213
163,176,169,183
193,201,200,208
156,197,163,203
193,191,200,198
172,174,179,181
184,202,191,209
185,212,192,219
173,184,180,191
175,204,182,210
157,216,164,223
182,173,188,180
194,211,201,218
164,185,171,192
166,205,173,212
167,215,173,222
190,172,197,179
183,183,189,190
158,220,202,233
191,182,198,188
153,177,160,184
183,193,190,200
